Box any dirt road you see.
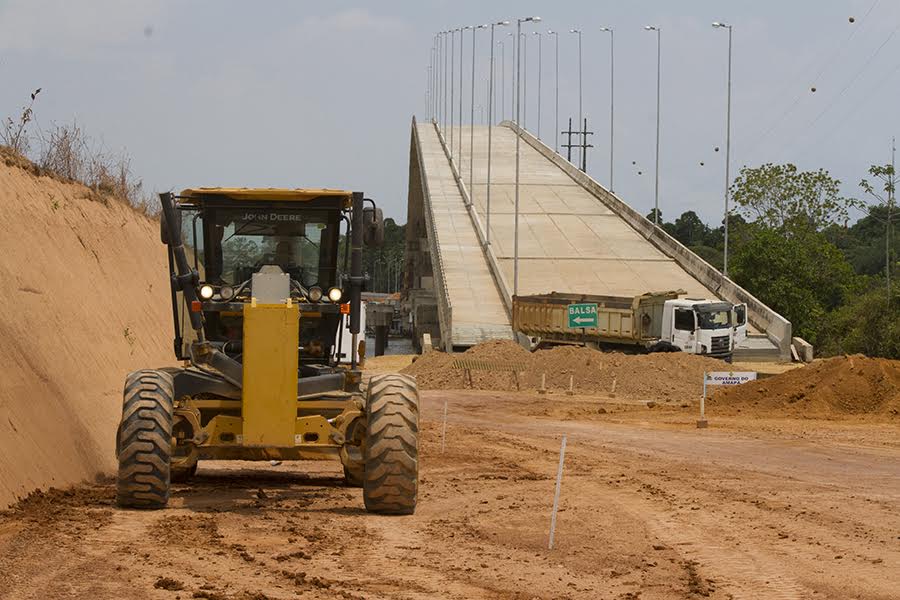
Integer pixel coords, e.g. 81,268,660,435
1,390,897,600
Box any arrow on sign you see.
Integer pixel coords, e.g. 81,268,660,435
572,316,594,325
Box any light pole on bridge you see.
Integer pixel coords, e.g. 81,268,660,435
644,24,662,227
713,21,734,277
547,30,559,153
569,29,583,167
459,25,471,166
469,24,487,206
600,26,615,193
450,27,458,160
533,31,543,140
514,15,541,296
487,20,510,246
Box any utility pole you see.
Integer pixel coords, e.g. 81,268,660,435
890,137,895,298
562,118,575,163
580,118,594,172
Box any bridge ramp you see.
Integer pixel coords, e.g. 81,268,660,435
415,122,512,347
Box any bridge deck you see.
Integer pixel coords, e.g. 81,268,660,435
463,125,719,299
416,122,779,358
417,123,512,346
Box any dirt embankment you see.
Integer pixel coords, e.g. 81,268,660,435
403,341,900,420
0,158,173,508
713,354,900,417
402,339,728,401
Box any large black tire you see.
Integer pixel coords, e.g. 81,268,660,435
116,369,174,509
363,374,419,515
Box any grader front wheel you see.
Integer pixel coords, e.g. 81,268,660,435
363,374,419,515
115,369,174,509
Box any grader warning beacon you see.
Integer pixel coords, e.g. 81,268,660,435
115,189,418,514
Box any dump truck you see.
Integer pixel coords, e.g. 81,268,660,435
115,188,418,514
512,291,747,362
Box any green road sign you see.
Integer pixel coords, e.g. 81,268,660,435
567,303,598,328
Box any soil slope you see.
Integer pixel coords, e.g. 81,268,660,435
0,159,173,508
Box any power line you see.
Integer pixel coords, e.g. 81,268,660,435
740,0,882,158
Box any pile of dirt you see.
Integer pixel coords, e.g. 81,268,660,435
401,340,726,401
713,354,900,416
0,158,173,508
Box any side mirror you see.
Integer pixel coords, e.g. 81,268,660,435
160,208,182,245
363,206,384,247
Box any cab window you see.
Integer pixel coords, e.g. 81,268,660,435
674,308,695,331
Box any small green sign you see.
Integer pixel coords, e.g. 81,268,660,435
567,303,598,328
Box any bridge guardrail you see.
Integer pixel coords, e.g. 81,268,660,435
500,120,793,360
412,117,453,350
430,122,514,316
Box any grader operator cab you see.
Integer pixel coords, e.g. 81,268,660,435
115,188,419,514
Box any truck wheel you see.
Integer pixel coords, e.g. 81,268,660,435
116,369,174,509
363,374,419,515
648,341,680,353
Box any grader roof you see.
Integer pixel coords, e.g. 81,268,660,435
180,187,353,206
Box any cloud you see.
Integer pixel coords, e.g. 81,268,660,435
298,8,409,37
0,0,165,54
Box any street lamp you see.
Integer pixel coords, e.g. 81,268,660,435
644,25,661,226
498,40,505,121
450,28,458,159
520,31,528,130
442,31,449,133
547,30,559,152
570,29,583,166
459,25,471,165
533,31,543,140
515,16,541,296
507,32,515,119
713,21,733,277
600,26,615,192
487,20,510,245
469,24,488,206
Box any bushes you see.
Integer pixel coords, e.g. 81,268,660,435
2,89,156,215
816,287,900,359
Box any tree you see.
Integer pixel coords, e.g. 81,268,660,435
817,285,900,359
859,162,898,296
730,163,859,232
730,225,856,340
672,210,709,246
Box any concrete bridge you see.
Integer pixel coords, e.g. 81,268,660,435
404,118,791,361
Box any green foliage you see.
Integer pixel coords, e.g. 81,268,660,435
817,287,900,359
339,218,406,293
730,163,859,231
730,225,856,340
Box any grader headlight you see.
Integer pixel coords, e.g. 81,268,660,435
199,284,215,300
327,287,343,302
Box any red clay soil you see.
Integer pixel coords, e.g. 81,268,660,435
713,354,900,417
402,340,727,401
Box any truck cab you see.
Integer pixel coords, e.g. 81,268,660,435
660,298,741,361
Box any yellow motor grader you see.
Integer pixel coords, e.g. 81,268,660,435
115,188,418,514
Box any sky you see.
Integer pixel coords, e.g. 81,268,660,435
0,0,897,223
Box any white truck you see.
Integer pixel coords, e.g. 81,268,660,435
512,290,747,362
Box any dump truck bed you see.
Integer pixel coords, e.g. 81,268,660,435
512,291,682,347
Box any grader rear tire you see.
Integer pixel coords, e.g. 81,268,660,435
363,374,419,515
116,369,174,509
